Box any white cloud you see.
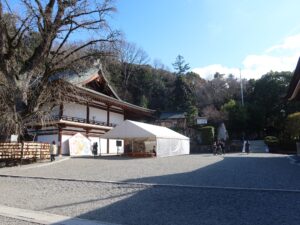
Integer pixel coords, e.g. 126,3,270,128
193,65,240,80
266,34,300,53
192,33,300,80
241,54,299,79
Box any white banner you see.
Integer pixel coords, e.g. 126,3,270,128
69,133,92,156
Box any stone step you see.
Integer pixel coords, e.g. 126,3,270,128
242,140,268,153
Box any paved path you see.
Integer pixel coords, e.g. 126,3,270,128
0,153,299,225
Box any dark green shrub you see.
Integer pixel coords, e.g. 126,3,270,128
172,127,185,135
264,136,279,147
285,112,300,140
200,126,215,145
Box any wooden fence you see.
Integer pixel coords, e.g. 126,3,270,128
0,142,50,166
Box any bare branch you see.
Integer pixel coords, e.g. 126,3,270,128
0,0,119,136
56,37,117,64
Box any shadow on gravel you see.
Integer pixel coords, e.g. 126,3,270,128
51,156,300,225
123,156,300,189
43,190,141,211
70,185,300,225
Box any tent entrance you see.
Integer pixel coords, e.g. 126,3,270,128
124,138,156,157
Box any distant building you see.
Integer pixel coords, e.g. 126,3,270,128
29,66,154,155
157,112,187,129
157,112,207,129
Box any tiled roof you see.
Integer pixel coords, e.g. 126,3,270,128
62,67,100,85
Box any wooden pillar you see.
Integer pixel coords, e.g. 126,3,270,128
106,104,110,154
59,104,64,119
58,126,62,155
107,139,110,154
106,104,110,126
86,103,90,123
122,107,126,120
86,103,90,138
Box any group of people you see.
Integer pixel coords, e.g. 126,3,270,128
212,139,251,155
212,139,226,155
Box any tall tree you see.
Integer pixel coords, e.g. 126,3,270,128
246,71,293,135
0,0,119,136
172,75,195,111
172,55,190,76
221,99,248,136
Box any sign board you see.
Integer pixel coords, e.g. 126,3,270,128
69,133,92,156
10,135,18,142
116,140,122,147
196,118,207,125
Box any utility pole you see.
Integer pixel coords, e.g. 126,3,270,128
240,68,244,106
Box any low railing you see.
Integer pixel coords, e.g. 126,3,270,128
54,115,117,127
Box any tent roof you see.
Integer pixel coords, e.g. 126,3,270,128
101,120,189,140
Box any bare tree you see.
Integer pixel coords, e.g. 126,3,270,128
117,40,149,88
0,0,119,137
201,105,226,125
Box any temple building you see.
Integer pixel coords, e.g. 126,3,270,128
286,57,300,101
29,67,154,155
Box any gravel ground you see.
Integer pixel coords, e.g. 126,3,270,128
1,153,300,225
0,154,223,182
0,177,299,225
0,215,40,225
0,153,299,190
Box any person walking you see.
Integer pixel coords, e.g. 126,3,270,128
216,140,223,155
220,139,226,154
92,142,98,157
152,145,156,156
245,140,250,154
50,141,57,162
212,141,217,155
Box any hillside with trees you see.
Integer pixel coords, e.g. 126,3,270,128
102,49,300,142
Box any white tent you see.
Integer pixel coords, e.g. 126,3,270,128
101,120,190,157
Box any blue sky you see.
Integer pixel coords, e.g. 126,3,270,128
111,0,300,79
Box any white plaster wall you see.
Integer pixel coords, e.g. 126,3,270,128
65,126,85,131
89,107,107,123
109,139,124,154
110,112,124,125
61,135,73,155
63,103,86,118
100,138,107,155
